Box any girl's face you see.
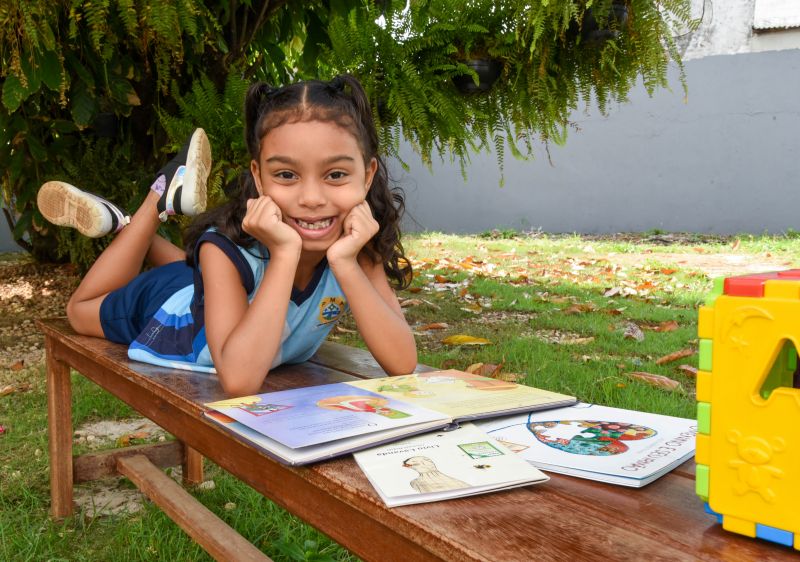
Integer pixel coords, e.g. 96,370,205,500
250,120,377,255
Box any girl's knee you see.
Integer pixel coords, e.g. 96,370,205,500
66,296,103,337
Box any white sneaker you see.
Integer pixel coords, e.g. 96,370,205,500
37,181,130,238
156,128,211,221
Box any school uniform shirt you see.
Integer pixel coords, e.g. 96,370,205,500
127,229,348,373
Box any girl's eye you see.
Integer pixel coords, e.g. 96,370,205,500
274,171,296,180
328,171,348,181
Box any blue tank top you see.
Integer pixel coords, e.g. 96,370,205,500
128,230,348,373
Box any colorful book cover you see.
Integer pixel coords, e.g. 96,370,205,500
348,370,576,420
354,422,549,507
475,403,697,487
205,382,449,450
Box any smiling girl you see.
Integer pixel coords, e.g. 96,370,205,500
36,75,417,396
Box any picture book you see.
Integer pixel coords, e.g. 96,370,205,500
204,371,576,465
354,422,549,507
475,403,696,487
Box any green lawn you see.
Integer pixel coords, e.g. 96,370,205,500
2,231,798,560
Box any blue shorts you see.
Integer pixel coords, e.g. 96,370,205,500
99,260,194,344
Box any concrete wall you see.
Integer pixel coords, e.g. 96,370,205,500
394,5,800,234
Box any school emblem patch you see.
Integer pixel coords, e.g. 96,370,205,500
318,297,346,324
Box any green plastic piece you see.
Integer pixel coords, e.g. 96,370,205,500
697,402,711,434
704,277,725,307
759,340,798,400
696,464,710,500
698,339,713,371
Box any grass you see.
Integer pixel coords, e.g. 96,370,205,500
2,230,800,560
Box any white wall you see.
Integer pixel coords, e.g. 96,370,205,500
393,2,800,235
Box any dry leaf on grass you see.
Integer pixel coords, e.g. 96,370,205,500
442,335,492,346
642,320,679,332
0,385,15,397
655,348,696,365
418,322,449,331
677,364,698,377
10,360,24,371
563,303,598,314
466,362,504,377
400,298,424,308
129,431,150,440
626,371,682,391
335,325,357,334
622,322,645,342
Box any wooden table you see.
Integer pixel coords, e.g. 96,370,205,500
39,318,797,561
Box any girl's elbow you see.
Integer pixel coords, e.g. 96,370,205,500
219,372,267,397
386,351,418,376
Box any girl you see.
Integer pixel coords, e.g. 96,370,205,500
37,75,418,396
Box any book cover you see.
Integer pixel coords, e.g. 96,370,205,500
475,403,697,487
204,372,576,465
348,370,576,420
354,422,549,507
205,382,449,449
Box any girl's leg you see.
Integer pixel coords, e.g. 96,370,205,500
66,192,164,337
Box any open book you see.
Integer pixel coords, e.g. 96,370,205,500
475,403,696,487
354,422,549,507
204,370,576,465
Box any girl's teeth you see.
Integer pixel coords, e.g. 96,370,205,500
297,218,332,230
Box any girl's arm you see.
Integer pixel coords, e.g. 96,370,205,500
202,196,302,396
330,256,418,376
327,201,417,375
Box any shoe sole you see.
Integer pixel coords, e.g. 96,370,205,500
37,181,111,238
181,128,211,216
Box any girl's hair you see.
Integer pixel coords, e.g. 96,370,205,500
183,75,412,289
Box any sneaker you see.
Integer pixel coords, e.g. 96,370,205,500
37,181,130,238
156,128,210,221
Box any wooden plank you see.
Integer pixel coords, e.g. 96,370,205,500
45,336,73,519
73,441,183,483
182,445,204,485
116,454,271,562
310,340,436,378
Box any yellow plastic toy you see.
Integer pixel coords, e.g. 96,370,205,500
697,270,800,549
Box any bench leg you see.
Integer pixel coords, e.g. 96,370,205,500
46,338,73,519
182,444,204,485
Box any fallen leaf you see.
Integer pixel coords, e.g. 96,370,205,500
407,287,422,293
10,360,24,371
419,322,449,331
603,287,622,297
116,435,131,447
335,325,357,334
642,320,679,332
677,364,698,377
731,238,741,251
655,348,696,365
461,303,483,313
563,303,597,314
659,268,677,275
434,274,450,283
623,322,645,342
400,298,424,308
0,385,15,397
129,431,150,440
466,362,504,377
439,359,461,370
495,371,527,382
626,371,682,391
442,335,492,346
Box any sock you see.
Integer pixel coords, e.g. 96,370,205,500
151,175,167,196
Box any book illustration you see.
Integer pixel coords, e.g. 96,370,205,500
402,456,470,493
528,420,657,456
476,403,697,487
458,440,505,459
317,395,410,419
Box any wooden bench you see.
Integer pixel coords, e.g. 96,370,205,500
39,317,797,561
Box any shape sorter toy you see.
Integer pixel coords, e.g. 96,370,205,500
696,270,800,550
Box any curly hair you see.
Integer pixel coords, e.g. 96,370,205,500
183,75,411,289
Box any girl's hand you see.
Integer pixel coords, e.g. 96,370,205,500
242,196,301,258
327,201,378,266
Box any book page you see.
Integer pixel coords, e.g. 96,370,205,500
349,371,575,420
476,403,697,482
205,382,448,449
354,423,548,506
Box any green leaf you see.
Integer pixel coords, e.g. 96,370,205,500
2,76,27,112
26,135,48,162
65,53,95,88
40,49,63,91
109,77,141,106
13,210,32,239
71,81,97,126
